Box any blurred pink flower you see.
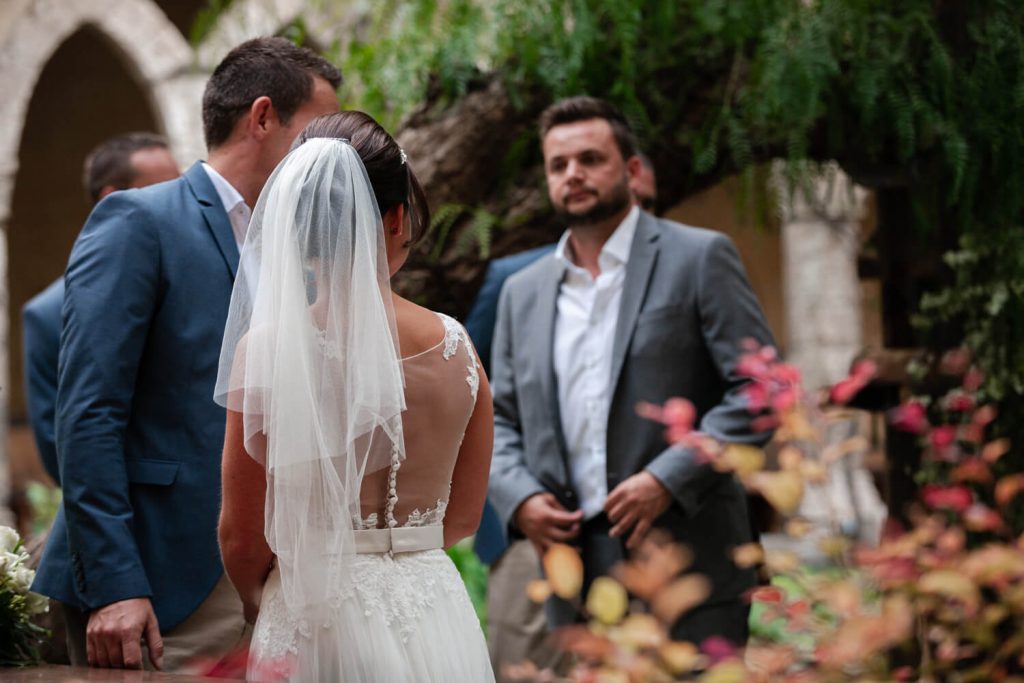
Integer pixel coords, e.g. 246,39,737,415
930,425,957,449
921,484,972,513
830,359,876,405
700,636,738,663
945,391,976,413
889,401,928,434
963,367,985,392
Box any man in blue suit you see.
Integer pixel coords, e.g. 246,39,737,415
22,133,179,485
32,37,341,671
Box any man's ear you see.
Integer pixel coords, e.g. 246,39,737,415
246,96,275,141
625,154,643,180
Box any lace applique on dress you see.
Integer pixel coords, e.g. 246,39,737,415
405,500,447,527
251,551,476,658
438,314,480,402
440,314,462,361
358,512,379,530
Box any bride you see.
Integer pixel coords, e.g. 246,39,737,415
214,111,496,682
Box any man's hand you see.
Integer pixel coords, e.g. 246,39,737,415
514,492,584,556
605,471,672,550
86,597,163,670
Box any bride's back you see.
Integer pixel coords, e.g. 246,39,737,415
358,300,480,529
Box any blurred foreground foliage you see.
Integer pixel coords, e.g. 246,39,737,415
508,346,1024,681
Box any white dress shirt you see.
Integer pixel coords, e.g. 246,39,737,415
202,162,251,249
553,206,639,519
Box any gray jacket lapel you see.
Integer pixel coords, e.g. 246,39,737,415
534,256,570,466
609,212,660,394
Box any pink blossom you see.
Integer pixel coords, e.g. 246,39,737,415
889,401,928,434
741,382,769,412
700,635,738,663
940,348,972,375
773,362,802,385
963,367,985,392
771,387,799,413
921,484,973,513
662,397,696,432
945,392,976,413
829,359,877,405
930,425,957,449
830,377,864,405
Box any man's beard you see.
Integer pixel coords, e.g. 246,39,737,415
555,179,631,227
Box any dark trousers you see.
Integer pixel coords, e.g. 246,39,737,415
544,513,749,647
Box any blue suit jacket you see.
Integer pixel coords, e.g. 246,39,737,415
22,278,65,484
33,163,239,631
464,245,554,564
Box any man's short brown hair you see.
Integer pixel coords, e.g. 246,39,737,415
83,132,169,205
202,37,342,150
538,96,638,161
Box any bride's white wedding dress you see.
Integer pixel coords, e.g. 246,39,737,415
247,313,495,682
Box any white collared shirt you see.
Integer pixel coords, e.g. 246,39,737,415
202,162,251,249
553,205,639,519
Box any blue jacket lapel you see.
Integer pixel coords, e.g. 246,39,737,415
609,212,660,395
183,162,240,279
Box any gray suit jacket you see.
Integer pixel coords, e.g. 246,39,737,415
488,211,775,604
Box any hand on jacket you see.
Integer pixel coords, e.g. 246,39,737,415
515,492,583,556
605,471,671,549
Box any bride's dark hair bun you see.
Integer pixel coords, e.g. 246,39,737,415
296,112,430,243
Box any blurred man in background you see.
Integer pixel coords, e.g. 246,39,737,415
23,132,179,486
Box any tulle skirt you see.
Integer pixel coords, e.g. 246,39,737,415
248,549,495,682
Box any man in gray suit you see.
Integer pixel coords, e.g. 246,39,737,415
488,96,774,646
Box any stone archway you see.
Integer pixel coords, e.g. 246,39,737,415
0,0,194,524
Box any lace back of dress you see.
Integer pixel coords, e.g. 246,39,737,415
360,313,479,531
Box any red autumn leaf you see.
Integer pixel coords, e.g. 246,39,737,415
995,474,1024,507
751,414,780,433
662,397,696,432
963,503,1004,533
951,458,992,485
983,438,1011,464
749,586,783,604
973,404,998,427
741,382,769,412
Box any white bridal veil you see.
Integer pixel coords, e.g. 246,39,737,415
214,138,405,616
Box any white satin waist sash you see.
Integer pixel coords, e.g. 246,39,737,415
353,525,443,554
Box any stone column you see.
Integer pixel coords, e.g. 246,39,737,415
777,163,868,391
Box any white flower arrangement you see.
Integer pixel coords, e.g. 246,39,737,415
0,525,48,666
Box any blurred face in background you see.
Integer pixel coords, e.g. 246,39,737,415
127,147,180,189
630,160,656,212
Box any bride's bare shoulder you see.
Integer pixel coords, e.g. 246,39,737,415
393,296,447,357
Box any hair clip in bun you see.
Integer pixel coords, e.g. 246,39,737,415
399,148,408,165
